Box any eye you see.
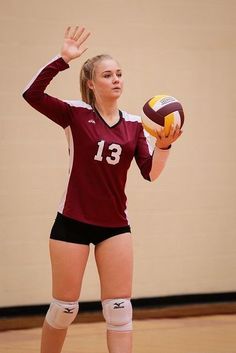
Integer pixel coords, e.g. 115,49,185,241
104,74,111,78
117,72,122,77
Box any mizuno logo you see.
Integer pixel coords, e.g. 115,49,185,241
88,119,96,124
113,302,125,309
64,308,74,314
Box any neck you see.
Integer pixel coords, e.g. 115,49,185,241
95,100,119,122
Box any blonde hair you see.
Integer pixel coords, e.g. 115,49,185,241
80,54,114,106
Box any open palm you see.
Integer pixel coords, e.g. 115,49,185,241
61,26,90,63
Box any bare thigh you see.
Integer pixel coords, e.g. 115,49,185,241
95,233,133,301
49,239,90,301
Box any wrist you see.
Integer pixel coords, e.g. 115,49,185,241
155,144,171,150
61,55,71,64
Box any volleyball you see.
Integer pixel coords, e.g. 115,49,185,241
142,95,184,137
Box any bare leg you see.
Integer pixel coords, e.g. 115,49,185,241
95,233,133,353
106,331,132,353
40,239,90,353
40,321,67,353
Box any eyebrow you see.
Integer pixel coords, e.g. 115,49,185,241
102,69,122,73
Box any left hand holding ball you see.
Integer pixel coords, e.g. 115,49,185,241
155,124,183,150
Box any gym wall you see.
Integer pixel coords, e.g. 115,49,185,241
1,0,235,307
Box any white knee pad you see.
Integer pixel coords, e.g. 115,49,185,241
45,298,79,329
102,298,133,332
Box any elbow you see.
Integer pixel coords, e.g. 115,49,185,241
22,84,36,102
22,89,40,106
149,153,170,182
149,172,160,182
22,89,30,102
149,175,156,182
140,169,152,182
149,163,166,181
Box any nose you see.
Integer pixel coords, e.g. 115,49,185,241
113,74,120,84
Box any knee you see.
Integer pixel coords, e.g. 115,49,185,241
45,298,79,329
102,298,133,332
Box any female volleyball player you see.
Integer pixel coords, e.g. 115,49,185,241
23,26,182,353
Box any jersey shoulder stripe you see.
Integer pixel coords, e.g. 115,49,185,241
121,110,142,123
63,99,93,110
22,55,62,94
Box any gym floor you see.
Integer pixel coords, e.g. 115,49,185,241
0,314,236,353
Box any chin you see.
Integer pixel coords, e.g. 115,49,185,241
112,91,122,98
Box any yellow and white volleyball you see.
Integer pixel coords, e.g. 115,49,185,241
142,95,185,137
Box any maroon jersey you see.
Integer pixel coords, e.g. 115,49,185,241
23,56,154,227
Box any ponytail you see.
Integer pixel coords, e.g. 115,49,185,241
80,54,113,106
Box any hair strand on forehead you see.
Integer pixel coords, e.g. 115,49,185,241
79,54,114,106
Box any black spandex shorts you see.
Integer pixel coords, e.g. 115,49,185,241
50,212,131,246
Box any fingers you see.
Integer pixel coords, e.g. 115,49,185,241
166,124,182,140
156,126,165,139
72,25,82,40
64,26,71,39
62,25,90,62
77,30,91,48
172,124,183,141
155,124,183,149
65,26,81,39
65,25,90,44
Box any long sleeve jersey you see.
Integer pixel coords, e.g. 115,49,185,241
23,56,168,227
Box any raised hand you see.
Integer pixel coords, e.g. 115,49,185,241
61,26,91,63
155,124,183,149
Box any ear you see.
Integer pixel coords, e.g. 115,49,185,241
87,80,95,90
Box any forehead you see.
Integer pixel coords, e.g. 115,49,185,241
95,59,121,74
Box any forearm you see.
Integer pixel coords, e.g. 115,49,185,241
149,146,170,181
22,56,69,103
22,56,71,128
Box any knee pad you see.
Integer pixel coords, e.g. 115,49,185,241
45,298,79,329
102,298,133,332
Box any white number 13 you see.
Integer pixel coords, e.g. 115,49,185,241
94,140,122,165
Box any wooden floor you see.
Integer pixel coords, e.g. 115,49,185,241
0,314,236,353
